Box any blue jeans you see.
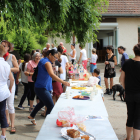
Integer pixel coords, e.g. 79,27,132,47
90,64,97,73
0,99,8,128
30,87,54,118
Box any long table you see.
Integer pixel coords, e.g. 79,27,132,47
36,81,118,140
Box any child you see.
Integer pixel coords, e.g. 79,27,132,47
92,68,101,86
93,68,104,101
89,48,98,75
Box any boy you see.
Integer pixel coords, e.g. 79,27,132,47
93,68,104,101
92,68,101,86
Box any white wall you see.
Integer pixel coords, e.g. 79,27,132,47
117,18,140,57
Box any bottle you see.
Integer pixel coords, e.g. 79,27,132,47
55,66,58,76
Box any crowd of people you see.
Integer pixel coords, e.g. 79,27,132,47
0,40,140,140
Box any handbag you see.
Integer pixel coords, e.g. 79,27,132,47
106,63,115,75
32,66,38,82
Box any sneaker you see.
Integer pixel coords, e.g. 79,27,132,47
17,106,24,110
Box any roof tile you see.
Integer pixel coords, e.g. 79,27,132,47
104,0,140,15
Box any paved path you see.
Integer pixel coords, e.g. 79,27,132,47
5,63,132,140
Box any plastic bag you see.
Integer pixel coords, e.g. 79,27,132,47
87,76,100,87
56,107,86,127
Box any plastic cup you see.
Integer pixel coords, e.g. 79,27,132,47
93,85,96,90
95,89,98,95
66,91,70,99
55,66,58,71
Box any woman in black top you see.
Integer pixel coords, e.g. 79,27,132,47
120,43,140,140
104,46,117,95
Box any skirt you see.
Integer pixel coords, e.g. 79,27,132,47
52,81,63,96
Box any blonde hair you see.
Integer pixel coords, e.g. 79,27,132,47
0,44,6,56
92,48,96,53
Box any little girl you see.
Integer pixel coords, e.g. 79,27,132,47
89,48,98,74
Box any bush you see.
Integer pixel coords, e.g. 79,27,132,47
3,28,47,58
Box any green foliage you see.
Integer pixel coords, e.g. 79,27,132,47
47,0,109,45
7,28,47,58
128,55,134,59
0,0,108,53
0,16,47,57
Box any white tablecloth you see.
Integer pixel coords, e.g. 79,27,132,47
36,81,118,140
36,114,118,140
51,87,108,117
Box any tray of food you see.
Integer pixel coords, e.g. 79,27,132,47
72,95,89,100
61,125,96,140
71,86,86,90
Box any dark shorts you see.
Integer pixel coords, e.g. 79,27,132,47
125,94,140,130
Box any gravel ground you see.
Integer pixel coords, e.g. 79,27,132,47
4,63,132,140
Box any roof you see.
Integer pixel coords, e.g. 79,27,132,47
102,0,140,17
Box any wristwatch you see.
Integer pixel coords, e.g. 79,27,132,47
29,73,30,76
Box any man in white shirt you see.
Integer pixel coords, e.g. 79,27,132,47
51,43,57,50
43,43,51,51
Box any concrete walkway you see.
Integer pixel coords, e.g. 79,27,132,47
4,63,131,140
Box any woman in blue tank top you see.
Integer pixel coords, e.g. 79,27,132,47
28,49,70,125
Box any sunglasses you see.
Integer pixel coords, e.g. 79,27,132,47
53,55,57,60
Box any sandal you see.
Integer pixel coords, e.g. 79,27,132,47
8,123,11,127
29,107,34,113
28,116,36,125
41,112,46,117
10,127,16,133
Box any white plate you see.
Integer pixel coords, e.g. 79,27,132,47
70,83,78,87
61,125,95,140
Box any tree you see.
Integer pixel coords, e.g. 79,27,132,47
47,0,109,44
0,0,108,55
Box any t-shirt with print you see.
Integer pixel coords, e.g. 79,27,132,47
19,63,28,83
60,55,68,80
121,52,129,67
52,60,61,82
80,49,87,61
27,60,38,82
122,59,140,94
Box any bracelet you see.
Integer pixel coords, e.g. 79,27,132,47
29,73,30,76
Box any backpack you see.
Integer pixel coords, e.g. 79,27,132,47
32,66,38,82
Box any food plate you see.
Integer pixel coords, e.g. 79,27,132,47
72,96,89,100
96,85,103,90
61,125,96,140
70,83,78,87
71,86,86,90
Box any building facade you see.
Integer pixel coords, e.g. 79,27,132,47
48,0,140,64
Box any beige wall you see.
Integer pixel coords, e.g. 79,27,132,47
117,18,140,58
